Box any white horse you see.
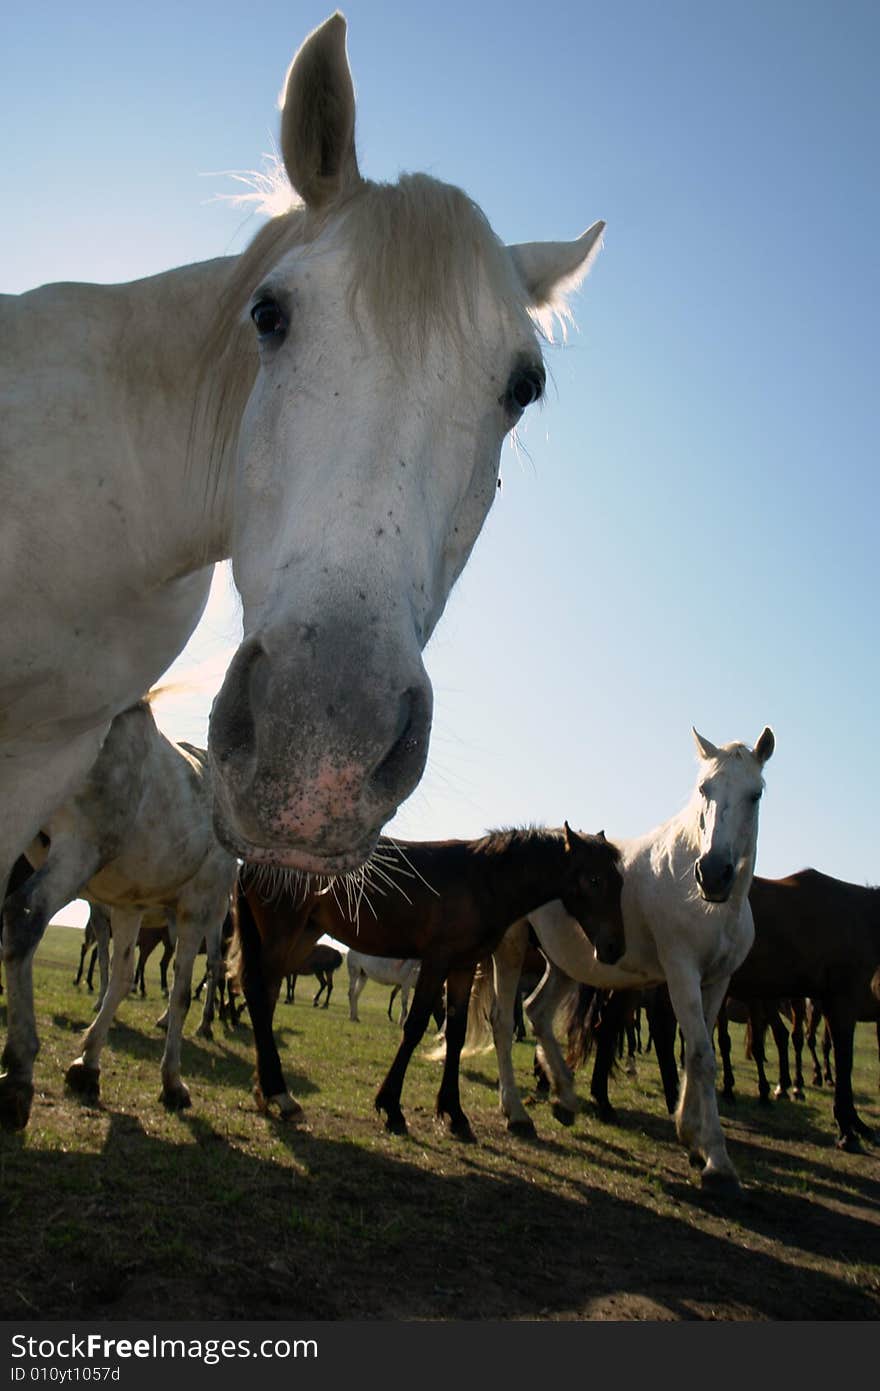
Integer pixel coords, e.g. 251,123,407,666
482,727,775,1193
4,699,236,1120
0,14,605,1126
347,951,421,1025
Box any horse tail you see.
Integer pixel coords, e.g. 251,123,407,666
562,983,602,1072
461,962,495,1057
424,960,494,1060
871,966,880,1004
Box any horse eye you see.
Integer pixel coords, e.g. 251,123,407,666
504,366,545,414
751,791,763,805
251,298,287,342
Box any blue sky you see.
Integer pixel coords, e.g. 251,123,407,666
5,0,878,920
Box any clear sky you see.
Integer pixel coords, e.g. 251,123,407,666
4,1,878,930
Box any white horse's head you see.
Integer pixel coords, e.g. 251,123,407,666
207,15,605,872
691,726,775,903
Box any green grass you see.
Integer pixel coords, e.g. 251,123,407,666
0,925,878,1321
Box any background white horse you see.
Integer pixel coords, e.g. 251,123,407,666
3,699,236,1124
0,13,604,1124
483,727,774,1193
347,951,421,1025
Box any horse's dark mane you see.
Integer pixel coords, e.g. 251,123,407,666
471,825,562,857
469,825,620,862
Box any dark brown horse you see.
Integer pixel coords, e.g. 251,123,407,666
235,825,625,1139
285,944,344,1007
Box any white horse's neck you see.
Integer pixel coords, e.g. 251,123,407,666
97,257,238,577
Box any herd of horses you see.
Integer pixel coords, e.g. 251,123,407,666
1,11,878,1223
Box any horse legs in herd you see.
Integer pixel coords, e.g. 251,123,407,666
348,969,366,1022
374,962,449,1135
435,965,479,1141
747,1008,774,1105
194,922,225,1043
588,991,631,1122
767,1007,793,1100
0,842,103,1129
646,987,680,1114
312,971,332,1008
789,998,807,1099
236,890,318,1121
487,921,536,1135
65,907,143,1100
666,967,741,1192
716,1000,736,1101
526,962,580,1125
824,999,876,1150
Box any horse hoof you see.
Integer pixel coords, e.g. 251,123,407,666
448,1118,476,1143
383,1113,408,1136
774,1087,789,1101
700,1166,741,1196
793,1087,805,1101
194,1024,213,1042
154,1016,169,1033
0,1076,34,1130
721,1090,736,1104
508,1116,538,1138
256,1089,305,1123
161,1082,192,1112
65,1060,101,1102
552,1103,576,1128
758,1093,772,1106
593,1102,618,1125
688,1150,703,1169
837,1133,861,1153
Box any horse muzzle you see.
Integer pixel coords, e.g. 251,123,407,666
208,633,433,870
694,854,736,904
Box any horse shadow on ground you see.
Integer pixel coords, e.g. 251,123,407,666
45,1013,320,1103
2,1104,878,1321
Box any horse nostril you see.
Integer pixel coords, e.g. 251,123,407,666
369,685,430,799
209,639,268,767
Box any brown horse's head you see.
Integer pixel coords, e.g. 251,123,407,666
558,824,625,965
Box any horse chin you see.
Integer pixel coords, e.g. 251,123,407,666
245,843,379,875
212,815,380,876
698,888,731,906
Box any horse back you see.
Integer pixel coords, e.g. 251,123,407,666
739,871,880,1012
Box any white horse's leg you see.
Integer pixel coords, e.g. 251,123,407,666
92,911,111,1011
399,981,410,1025
665,965,739,1192
1,840,106,1127
490,923,534,1133
527,962,580,1125
66,907,143,1100
195,915,224,1041
349,968,365,1022
160,881,230,1110
154,910,176,1031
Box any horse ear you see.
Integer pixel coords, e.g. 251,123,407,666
692,727,720,762
507,221,605,308
280,12,362,210
753,726,775,765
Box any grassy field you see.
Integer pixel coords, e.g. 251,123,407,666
0,925,878,1321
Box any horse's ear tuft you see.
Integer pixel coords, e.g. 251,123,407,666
753,726,775,766
280,12,362,210
692,727,719,762
508,221,605,309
